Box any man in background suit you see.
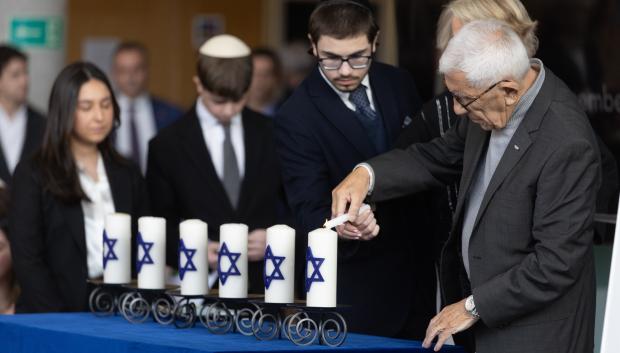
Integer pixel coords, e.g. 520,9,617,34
0,45,45,187
112,42,182,173
333,20,600,353
147,35,281,293
275,0,436,338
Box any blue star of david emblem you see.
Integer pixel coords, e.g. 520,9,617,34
102,230,118,269
305,247,325,293
136,232,154,274
218,242,241,285
263,245,285,289
178,239,197,281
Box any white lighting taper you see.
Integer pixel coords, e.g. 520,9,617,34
323,203,371,229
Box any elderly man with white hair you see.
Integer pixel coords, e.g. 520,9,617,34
331,19,600,353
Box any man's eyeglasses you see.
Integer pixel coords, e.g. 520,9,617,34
454,80,508,110
317,55,373,70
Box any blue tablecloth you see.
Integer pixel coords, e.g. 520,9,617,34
0,313,465,353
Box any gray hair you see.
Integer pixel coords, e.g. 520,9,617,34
439,19,530,89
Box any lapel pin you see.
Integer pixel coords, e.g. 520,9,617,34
514,144,520,150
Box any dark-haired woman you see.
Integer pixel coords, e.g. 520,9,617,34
9,62,148,312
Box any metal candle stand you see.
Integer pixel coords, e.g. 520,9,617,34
87,280,130,317
201,296,261,336
249,301,290,341
250,302,349,347
89,286,349,347
117,284,177,325
163,291,261,335
165,290,205,329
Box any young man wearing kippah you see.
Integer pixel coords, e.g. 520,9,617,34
147,35,282,293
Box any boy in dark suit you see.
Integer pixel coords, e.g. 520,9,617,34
147,35,281,293
112,42,182,173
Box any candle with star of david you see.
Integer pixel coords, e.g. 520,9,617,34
179,219,209,295
264,225,295,303
103,213,131,284
306,228,338,307
218,223,248,298
137,216,166,289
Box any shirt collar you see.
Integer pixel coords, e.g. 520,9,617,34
117,93,149,108
195,97,242,128
76,152,105,180
505,58,546,129
0,104,27,122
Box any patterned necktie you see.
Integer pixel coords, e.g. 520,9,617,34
128,101,141,167
222,124,241,209
348,84,377,121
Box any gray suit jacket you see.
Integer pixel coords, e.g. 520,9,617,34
368,69,600,353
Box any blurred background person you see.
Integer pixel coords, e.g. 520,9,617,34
247,47,284,117
0,45,46,188
278,41,315,99
9,62,148,312
0,186,16,314
111,42,182,173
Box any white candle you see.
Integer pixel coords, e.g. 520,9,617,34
137,217,166,289
264,225,295,303
103,213,131,284
218,223,248,298
179,219,209,295
306,228,338,307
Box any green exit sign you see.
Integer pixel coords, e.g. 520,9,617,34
9,17,63,48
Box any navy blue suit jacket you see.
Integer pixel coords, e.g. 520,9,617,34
151,97,182,131
275,63,435,337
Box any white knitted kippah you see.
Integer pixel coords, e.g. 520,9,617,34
199,34,250,58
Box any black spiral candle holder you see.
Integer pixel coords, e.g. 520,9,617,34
117,284,178,324
88,285,349,347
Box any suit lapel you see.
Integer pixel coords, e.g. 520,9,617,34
62,200,86,255
368,67,400,144
452,122,489,223
472,128,532,230
104,157,131,213
307,68,377,159
0,109,37,183
181,108,234,213
0,147,8,184
469,69,555,231
20,110,41,160
237,110,261,214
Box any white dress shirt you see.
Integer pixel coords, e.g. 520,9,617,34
0,105,27,174
195,98,245,179
319,68,376,112
115,93,157,173
78,154,116,279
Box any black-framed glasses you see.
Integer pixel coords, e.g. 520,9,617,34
454,80,508,110
317,55,373,70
